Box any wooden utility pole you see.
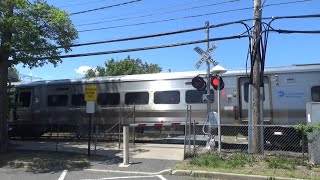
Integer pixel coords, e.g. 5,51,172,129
252,0,262,154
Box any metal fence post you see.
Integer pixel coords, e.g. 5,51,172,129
94,124,98,157
193,120,196,157
119,106,122,150
119,125,130,167
133,104,136,145
248,84,253,154
183,105,189,159
56,123,59,152
188,106,192,154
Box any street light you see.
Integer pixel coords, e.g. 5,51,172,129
210,65,227,152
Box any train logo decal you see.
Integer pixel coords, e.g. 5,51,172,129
278,90,304,98
278,91,285,97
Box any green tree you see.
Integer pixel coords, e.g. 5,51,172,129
0,0,78,152
85,56,162,78
8,67,20,82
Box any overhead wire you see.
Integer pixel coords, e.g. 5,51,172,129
32,35,250,60
72,19,252,48
76,0,242,27
71,0,219,23
24,13,320,51
263,0,313,8
76,0,314,33
78,7,253,32
57,0,109,8
70,0,143,16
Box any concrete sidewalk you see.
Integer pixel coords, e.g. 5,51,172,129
9,140,184,161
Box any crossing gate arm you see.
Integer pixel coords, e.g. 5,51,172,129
128,122,199,127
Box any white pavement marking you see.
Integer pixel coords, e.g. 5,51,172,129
155,175,167,180
58,170,68,180
81,175,155,180
85,168,171,176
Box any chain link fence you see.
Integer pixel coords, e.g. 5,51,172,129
184,122,320,164
8,105,136,157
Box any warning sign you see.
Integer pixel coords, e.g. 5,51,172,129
85,85,97,101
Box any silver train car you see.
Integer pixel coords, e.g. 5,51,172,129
8,64,320,142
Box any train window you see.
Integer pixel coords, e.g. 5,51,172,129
125,92,149,105
48,95,68,107
244,82,265,102
18,92,31,107
186,89,214,104
71,94,86,106
311,86,320,102
97,93,120,106
154,91,180,104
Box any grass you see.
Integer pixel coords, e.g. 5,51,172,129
0,150,90,172
190,153,255,169
176,153,320,179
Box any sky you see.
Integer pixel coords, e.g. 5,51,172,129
16,0,320,81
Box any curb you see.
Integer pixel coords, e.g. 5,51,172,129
86,168,304,179
169,170,305,180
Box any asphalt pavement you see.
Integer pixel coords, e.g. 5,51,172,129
6,140,303,180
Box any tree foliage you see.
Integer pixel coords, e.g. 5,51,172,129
0,0,78,67
85,56,162,78
8,67,20,82
0,0,78,152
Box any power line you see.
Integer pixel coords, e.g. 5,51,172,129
70,0,143,16
269,29,320,34
34,35,250,60
58,0,109,8
271,13,320,21
78,7,253,32
77,0,313,33
70,19,252,48
19,13,320,52
71,0,214,24
263,0,313,8
19,18,251,52
76,0,241,27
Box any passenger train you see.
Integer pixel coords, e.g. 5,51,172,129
8,64,320,144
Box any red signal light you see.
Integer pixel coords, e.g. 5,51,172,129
212,78,219,86
192,76,206,91
211,76,224,90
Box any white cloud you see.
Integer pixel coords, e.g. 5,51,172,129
74,66,92,75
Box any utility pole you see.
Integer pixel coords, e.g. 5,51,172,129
251,0,262,154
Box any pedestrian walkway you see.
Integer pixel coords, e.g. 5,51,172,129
10,140,184,161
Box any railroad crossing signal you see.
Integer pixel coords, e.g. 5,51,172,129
191,76,206,91
194,44,219,69
211,76,224,90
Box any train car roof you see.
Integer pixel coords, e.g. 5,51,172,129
13,63,320,87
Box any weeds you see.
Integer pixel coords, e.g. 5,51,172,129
190,153,255,169
180,153,320,179
265,155,303,170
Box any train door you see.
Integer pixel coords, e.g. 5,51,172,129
238,77,272,123
15,88,34,123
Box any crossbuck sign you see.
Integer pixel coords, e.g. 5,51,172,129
194,44,219,69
